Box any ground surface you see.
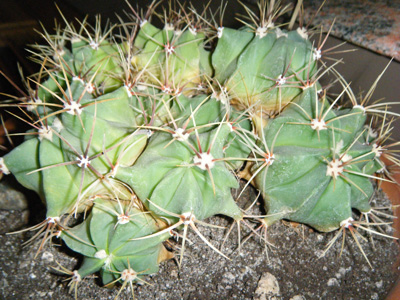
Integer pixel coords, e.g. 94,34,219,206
0,178,399,300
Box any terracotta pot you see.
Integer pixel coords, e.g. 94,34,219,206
381,157,400,299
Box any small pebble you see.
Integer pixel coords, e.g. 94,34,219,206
41,251,54,263
327,278,339,287
0,181,28,210
222,271,236,284
254,272,280,300
375,280,383,289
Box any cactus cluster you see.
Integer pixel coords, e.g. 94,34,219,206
1,0,398,298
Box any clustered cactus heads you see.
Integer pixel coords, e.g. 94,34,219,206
1,0,399,298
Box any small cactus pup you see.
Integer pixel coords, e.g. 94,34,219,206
60,196,173,297
251,81,397,264
211,1,318,132
2,77,150,251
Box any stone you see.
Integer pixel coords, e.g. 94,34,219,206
0,180,28,210
253,272,280,300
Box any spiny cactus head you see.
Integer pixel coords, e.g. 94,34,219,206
253,85,381,232
61,197,172,284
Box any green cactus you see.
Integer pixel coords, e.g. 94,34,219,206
0,0,398,298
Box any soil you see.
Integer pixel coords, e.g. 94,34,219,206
0,178,399,300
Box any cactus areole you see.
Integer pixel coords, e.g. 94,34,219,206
1,0,398,298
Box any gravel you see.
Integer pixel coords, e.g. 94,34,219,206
0,179,399,300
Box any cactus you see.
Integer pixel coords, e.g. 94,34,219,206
1,0,399,298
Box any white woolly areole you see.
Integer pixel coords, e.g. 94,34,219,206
86,82,95,94
372,143,383,157
104,255,113,267
189,26,197,35
340,217,354,228
72,76,84,84
333,140,344,156
276,75,286,86
140,19,148,27
256,26,268,38
174,29,183,36
212,87,229,105
174,88,182,97
275,28,288,38
94,249,107,259
53,49,65,61
341,153,352,163
135,129,153,138
310,118,327,131
264,153,275,165
47,216,60,224
89,40,99,50
162,85,172,94
227,122,234,132
364,125,378,139
27,98,43,112
164,43,175,55
377,166,385,174
121,268,137,282
217,27,224,38
137,84,147,91
172,128,189,141
164,23,174,31
353,104,366,114
197,83,205,91
52,117,64,133
326,158,343,179
64,101,83,115
117,214,130,225
71,36,82,44
72,270,81,282
77,155,90,168
313,48,322,61
193,152,215,170
0,157,10,175
95,250,113,267
38,126,52,141
180,212,195,225
124,84,133,97
297,27,308,39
